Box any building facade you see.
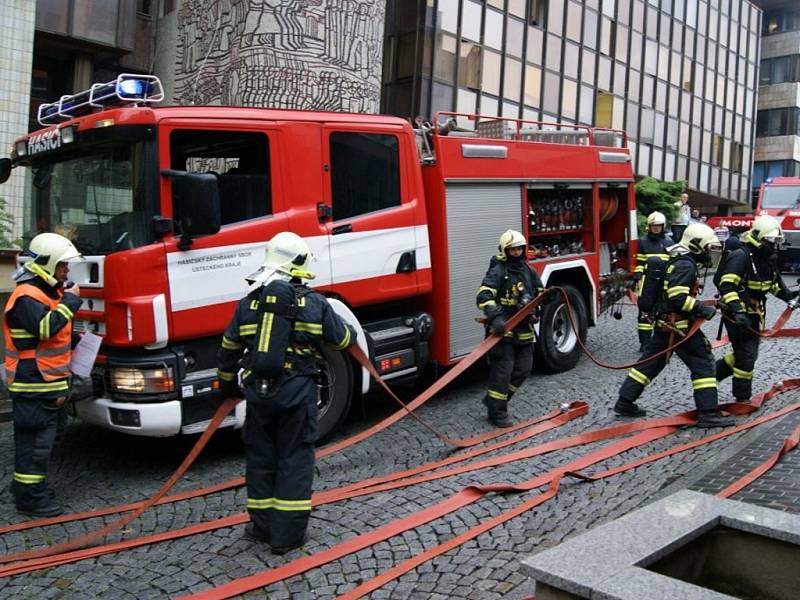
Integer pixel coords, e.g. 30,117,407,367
383,0,763,211
752,1,800,188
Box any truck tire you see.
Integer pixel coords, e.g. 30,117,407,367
535,284,588,373
316,346,353,443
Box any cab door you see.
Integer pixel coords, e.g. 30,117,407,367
321,123,423,306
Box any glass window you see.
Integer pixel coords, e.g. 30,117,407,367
679,121,689,155
503,100,521,118
459,41,482,90
527,25,544,64
640,107,655,142
629,30,643,71
431,82,455,114
562,78,578,119
600,17,614,56
644,39,657,75
482,49,502,96
670,50,681,86
632,0,645,32
525,65,542,107
579,85,595,124
581,48,596,84
564,42,580,80
584,8,598,50
461,0,482,41
566,1,583,42
658,44,669,81
504,57,523,102
615,24,629,62
596,91,614,127
547,34,562,71
613,61,626,95
598,56,612,91
171,130,272,226
618,0,630,24
508,0,526,18
646,5,658,39
628,69,640,97
651,146,663,179
330,133,400,221
506,17,524,58
543,72,561,114
548,0,565,34
711,134,723,167
456,88,478,126
485,9,504,51
642,74,654,108
434,33,457,83
686,1,697,29
638,142,651,174
530,0,547,27
666,116,679,151
654,112,665,147
602,0,615,18
625,101,639,137
655,80,667,112
439,0,458,34
481,95,499,117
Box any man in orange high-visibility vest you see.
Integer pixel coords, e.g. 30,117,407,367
4,233,82,517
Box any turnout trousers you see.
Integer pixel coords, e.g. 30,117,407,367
715,314,760,401
243,375,317,548
483,341,533,413
11,396,66,509
637,311,654,349
619,328,718,411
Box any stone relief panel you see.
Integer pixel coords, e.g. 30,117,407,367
173,0,384,113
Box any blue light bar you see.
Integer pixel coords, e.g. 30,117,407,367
37,74,164,126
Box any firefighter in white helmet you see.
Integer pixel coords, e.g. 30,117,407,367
475,229,544,427
4,233,83,517
634,211,672,352
217,231,355,554
616,222,735,427
714,215,798,403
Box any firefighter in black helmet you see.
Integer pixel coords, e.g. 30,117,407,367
615,223,734,428
217,232,356,555
476,229,544,427
715,215,799,403
634,211,672,352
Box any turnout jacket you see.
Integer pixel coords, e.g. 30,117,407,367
716,235,795,317
217,282,356,386
3,277,82,400
658,254,709,332
476,255,544,343
634,233,672,277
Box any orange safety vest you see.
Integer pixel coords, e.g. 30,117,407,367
3,283,73,393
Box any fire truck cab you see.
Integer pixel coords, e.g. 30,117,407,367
1,75,636,440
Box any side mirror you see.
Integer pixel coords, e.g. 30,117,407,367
0,158,11,184
162,169,221,249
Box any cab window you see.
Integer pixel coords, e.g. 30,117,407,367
170,130,271,225
329,132,400,221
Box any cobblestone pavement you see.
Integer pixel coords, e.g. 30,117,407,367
1,290,799,599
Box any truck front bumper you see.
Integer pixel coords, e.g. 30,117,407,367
73,397,246,437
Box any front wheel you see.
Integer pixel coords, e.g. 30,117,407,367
315,346,353,443
535,284,588,373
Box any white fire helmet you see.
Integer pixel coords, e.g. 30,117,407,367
498,229,527,255
749,215,784,245
24,232,82,286
646,211,666,227
246,231,315,289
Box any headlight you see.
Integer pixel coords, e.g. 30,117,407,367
110,366,174,393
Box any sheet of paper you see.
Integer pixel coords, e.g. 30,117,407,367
70,331,102,378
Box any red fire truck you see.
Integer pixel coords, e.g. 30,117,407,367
0,75,636,439
707,177,800,271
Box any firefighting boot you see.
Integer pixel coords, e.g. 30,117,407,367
17,503,64,518
271,534,308,556
483,397,513,428
613,398,647,417
696,411,735,428
244,523,271,544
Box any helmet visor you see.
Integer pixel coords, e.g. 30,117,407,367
706,243,723,269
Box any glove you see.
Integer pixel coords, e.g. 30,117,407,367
697,304,716,321
490,315,507,335
519,293,533,306
734,312,751,328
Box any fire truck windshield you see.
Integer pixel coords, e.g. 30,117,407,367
24,140,154,255
761,185,800,210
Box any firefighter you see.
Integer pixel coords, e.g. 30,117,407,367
715,215,798,403
634,211,672,352
217,231,356,555
615,223,734,428
4,233,83,517
476,229,544,428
